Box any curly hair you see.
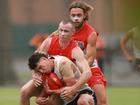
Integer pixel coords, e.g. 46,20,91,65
69,0,94,21
28,53,47,70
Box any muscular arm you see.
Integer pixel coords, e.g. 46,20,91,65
72,47,91,90
85,32,97,65
45,59,77,95
120,30,134,62
59,58,77,86
60,55,90,100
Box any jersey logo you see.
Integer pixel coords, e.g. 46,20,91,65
76,41,85,50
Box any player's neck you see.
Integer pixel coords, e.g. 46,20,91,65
59,40,70,49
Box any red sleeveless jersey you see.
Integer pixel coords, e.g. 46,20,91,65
72,22,97,50
48,36,77,60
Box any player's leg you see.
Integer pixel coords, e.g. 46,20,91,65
88,67,108,105
92,84,107,105
20,80,42,105
77,93,94,105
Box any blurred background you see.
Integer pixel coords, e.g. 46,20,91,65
0,0,140,87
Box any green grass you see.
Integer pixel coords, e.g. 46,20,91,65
0,87,140,105
0,87,36,105
107,87,140,105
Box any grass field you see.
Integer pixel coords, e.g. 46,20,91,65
0,86,140,105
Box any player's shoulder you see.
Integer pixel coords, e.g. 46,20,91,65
85,22,95,31
54,55,70,62
54,56,72,68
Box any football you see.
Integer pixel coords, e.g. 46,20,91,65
42,72,64,90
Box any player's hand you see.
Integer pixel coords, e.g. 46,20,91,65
32,72,42,87
43,80,61,94
60,86,76,100
126,55,134,62
36,97,47,105
43,80,52,94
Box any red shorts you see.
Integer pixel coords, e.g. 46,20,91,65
87,67,106,88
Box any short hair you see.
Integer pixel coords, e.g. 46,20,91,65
59,19,75,31
28,53,47,70
60,19,74,26
69,0,94,21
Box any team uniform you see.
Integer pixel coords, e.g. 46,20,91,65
41,56,95,105
47,36,77,61
72,22,106,87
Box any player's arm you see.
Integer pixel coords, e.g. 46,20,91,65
35,37,52,55
35,88,49,105
60,58,77,86
71,47,92,90
49,30,59,37
60,57,80,100
85,32,97,65
60,47,91,100
120,30,134,62
44,60,77,97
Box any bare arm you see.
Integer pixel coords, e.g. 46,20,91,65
35,88,49,105
59,57,81,100
85,32,97,65
120,30,134,62
60,47,91,100
45,59,77,95
71,47,91,90
60,58,77,86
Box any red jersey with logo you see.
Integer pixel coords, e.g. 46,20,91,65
72,22,106,87
72,22,97,50
47,36,77,60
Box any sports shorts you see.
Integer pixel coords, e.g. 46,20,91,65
87,67,106,87
65,87,96,105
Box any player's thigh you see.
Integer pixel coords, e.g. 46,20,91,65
21,80,42,97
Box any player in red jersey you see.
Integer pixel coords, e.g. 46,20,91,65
68,1,108,105
28,53,95,105
36,19,92,96
20,20,92,105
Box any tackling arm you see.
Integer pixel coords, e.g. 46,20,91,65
85,32,97,65
72,47,91,90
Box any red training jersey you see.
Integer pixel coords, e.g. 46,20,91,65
72,22,97,50
48,36,77,60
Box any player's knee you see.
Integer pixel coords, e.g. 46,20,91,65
77,95,90,105
98,96,107,105
77,98,87,105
